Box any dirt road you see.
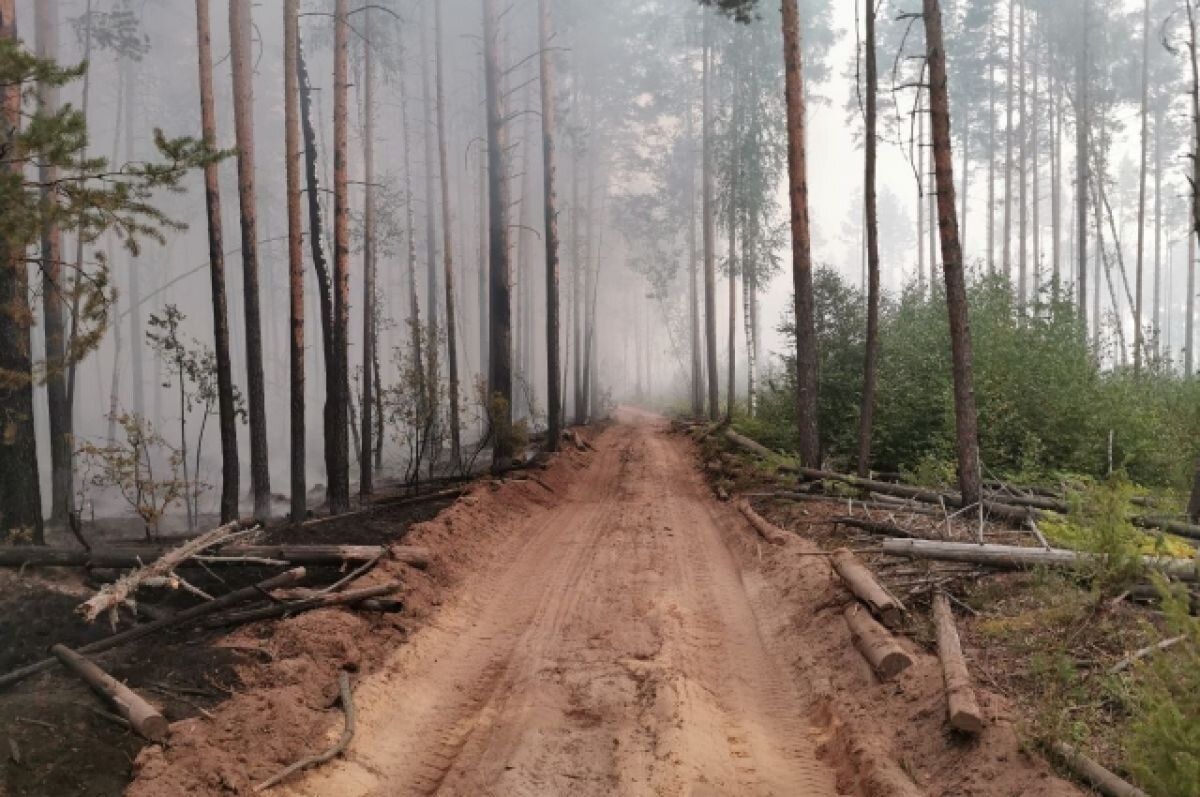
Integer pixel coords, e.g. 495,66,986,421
285,413,841,796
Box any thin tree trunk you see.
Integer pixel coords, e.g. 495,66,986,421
781,0,821,467
359,4,376,496
1153,109,1163,355
987,19,996,274
434,0,462,467
857,0,881,480
285,0,305,523
1018,0,1028,305
702,17,718,421
230,0,271,520
1003,0,1015,279
420,4,440,450
1134,0,1151,375
726,56,739,423
918,107,926,291
1076,0,1090,336
1051,69,1062,290
35,0,70,524
330,0,351,511
478,118,488,392
399,58,426,436
124,56,143,421
538,0,562,452
925,0,983,507
194,0,239,524
688,93,703,417
1032,26,1040,300
483,0,513,472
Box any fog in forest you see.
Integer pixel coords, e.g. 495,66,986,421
3,0,1196,530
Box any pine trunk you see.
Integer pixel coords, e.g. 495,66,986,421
538,0,562,451
330,0,351,512
483,0,513,472
420,6,440,440
924,0,983,507
359,4,376,495
285,0,305,523
856,0,881,479
781,0,821,468
1003,0,1015,279
1076,0,1090,335
195,0,239,524
702,18,718,422
1018,0,1027,305
726,58,739,423
230,0,271,520
1134,0,1151,375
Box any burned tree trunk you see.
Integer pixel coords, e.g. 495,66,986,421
780,0,821,468
856,0,881,479
483,0,513,472
285,0,305,524
924,0,983,507
434,0,463,467
194,0,239,525
539,0,563,452
229,0,271,520
360,5,377,496
330,0,352,512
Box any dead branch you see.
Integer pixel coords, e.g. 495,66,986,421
253,671,356,792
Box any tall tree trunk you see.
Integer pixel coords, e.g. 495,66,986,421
1134,0,1151,375
0,0,43,542
1076,0,1090,336
399,54,426,437
298,34,337,510
230,0,271,520
571,161,582,423
36,0,70,523
434,0,462,467
1031,26,1040,300
538,0,562,452
781,0,821,468
195,0,239,524
702,16,718,421
124,55,143,420
1153,109,1163,355
478,116,488,393
1051,70,1062,290
856,0,881,479
285,0,305,524
483,0,513,472
688,94,703,417
1003,0,1015,280
918,108,926,291
421,4,440,445
924,0,983,507
330,0,351,511
987,20,996,274
1017,0,1027,305
359,4,376,496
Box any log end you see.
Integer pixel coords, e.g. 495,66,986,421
878,607,904,630
138,714,171,743
876,649,914,681
948,702,984,736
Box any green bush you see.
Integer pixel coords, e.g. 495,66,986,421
759,267,1200,492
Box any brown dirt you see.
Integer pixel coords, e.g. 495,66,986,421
126,411,1084,796
0,493,453,797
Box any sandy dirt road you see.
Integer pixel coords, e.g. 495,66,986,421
285,412,841,797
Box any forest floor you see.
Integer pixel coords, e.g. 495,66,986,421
113,408,1082,797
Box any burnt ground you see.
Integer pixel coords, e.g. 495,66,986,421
0,490,456,797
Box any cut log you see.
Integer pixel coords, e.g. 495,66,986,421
0,568,306,692
725,429,774,459
1051,742,1148,797
832,516,923,539
879,539,1198,582
931,593,983,734
202,581,400,628
737,500,790,545
831,548,905,628
844,604,913,680
50,644,169,742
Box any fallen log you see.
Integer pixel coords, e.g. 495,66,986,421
844,604,913,680
202,581,401,628
931,593,983,735
0,544,412,569
358,486,468,511
1131,515,1200,542
879,539,1198,582
737,501,790,545
253,671,356,792
0,568,307,692
1051,742,1148,797
50,644,169,742
795,467,1037,525
831,549,905,628
724,429,774,459
832,516,923,540
1108,635,1186,675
